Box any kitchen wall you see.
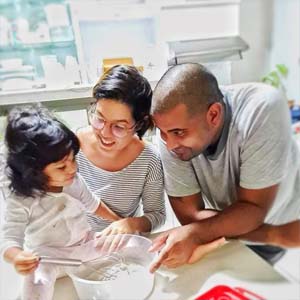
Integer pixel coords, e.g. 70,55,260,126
232,0,274,83
232,0,300,103
270,0,300,102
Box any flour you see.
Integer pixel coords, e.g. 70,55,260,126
70,252,155,300
85,261,147,282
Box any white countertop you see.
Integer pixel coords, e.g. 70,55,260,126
53,240,300,300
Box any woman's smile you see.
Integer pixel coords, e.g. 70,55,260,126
98,134,116,148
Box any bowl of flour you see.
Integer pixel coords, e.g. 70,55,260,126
67,234,155,300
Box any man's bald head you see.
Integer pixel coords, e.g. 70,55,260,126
152,63,224,116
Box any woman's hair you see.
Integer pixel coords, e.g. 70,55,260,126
5,105,80,198
92,65,153,139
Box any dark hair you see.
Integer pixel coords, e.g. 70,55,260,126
92,65,153,139
152,63,224,116
5,105,80,198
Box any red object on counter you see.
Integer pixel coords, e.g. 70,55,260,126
195,285,266,300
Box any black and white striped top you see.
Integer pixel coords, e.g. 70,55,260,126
76,143,166,232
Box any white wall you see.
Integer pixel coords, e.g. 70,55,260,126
232,0,300,103
270,0,300,102
231,0,274,83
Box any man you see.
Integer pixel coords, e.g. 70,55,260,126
149,63,300,272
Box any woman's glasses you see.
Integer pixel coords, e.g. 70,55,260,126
88,106,137,138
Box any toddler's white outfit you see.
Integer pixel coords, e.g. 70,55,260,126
0,173,102,300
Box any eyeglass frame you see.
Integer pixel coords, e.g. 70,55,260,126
87,104,139,138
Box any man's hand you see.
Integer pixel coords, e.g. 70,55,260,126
149,223,204,273
13,251,39,275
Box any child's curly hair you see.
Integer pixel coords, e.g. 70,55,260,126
5,105,80,197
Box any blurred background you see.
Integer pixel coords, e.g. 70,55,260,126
0,0,299,129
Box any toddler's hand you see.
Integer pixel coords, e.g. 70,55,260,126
13,251,39,275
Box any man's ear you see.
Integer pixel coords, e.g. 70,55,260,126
206,103,223,127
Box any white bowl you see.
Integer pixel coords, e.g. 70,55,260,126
67,234,155,300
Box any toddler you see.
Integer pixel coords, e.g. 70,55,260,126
0,105,121,300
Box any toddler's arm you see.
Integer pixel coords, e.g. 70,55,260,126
66,173,122,221
94,201,122,221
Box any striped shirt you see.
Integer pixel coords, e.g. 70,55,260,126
76,142,166,232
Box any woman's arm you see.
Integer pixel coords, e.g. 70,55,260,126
140,152,166,232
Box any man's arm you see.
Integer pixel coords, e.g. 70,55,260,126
170,189,300,248
169,193,204,225
169,193,220,224
238,220,300,247
170,184,278,242
149,184,279,272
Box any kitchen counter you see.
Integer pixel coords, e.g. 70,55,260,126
53,240,300,300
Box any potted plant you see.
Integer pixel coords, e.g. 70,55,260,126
262,63,288,95
263,64,300,129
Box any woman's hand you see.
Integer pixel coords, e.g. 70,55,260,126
13,251,39,275
99,217,151,236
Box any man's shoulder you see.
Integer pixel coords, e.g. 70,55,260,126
223,82,284,103
223,82,274,91
222,82,287,123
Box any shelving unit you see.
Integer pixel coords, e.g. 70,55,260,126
0,0,245,114
0,0,80,95
0,40,74,52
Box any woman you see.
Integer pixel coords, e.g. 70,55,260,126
76,65,165,235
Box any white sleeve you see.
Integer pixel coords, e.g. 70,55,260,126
0,192,28,259
64,173,100,213
158,135,200,197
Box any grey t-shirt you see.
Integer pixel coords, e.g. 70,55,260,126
159,82,300,225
